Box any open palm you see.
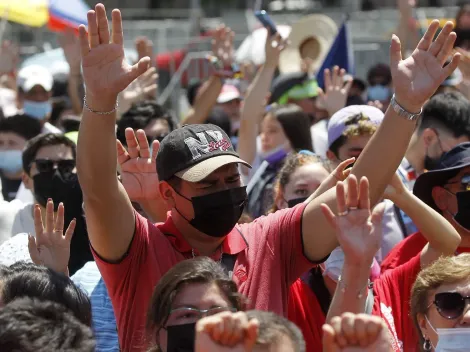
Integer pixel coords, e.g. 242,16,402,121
391,20,460,113
117,128,160,201
28,201,75,275
321,176,385,264
78,4,150,104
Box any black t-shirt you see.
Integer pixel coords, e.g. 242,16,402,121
0,173,22,201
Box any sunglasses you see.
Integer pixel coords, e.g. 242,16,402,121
429,292,470,320
34,159,76,174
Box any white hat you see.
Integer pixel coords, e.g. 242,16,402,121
327,105,384,148
279,14,338,74
17,65,53,92
217,84,241,104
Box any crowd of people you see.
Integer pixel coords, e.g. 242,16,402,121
2,1,470,351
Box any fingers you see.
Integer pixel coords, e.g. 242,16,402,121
332,66,341,88
28,235,40,265
343,76,353,94
334,157,355,179
416,19,440,51
87,10,99,48
358,176,370,211
335,181,347,214
111,9,124,45
78,25,89,57
95,3,110,44
436,32,457,65
346,175,359,209
429,21,453,57
389,34,403,68
116,139,130,165
151,140,160,161
351,314,369,347
125,128,140,158
340,313,359,346
324,68,332,90
322,324,339,352
54,203,65,235
33,204,44,238
45,199,54,235
321,203,338,230
127,58,151,86
64,218,77,243
136,129,150,159
244,320,259,350
330,316,348,347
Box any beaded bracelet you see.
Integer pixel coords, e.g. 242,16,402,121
83,96,118,115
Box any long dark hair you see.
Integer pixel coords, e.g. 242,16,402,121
265,104,313,152
146,257,245,350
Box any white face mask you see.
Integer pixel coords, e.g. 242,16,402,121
425,315,470,351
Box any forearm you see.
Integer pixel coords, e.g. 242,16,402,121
351,106,416,204
181,76,223,125
392,190,460,254
238,64,276,164
77,95,120,198
326,260,370,322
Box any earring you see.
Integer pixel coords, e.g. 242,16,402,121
423,338,433,352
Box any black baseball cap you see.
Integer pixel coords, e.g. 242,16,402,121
413,142,470,211
156,124,251,182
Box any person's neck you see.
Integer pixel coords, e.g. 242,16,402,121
172,210,225,256
404,148,424,174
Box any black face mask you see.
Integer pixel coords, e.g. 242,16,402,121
33,170,82,211
175,186,247,238
287,197,308,208
166,323,196,352
454,191,470,230
424,154,441,171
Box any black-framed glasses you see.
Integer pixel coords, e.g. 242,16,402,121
34,159,76,174
428,292,470,320
165,306,237,327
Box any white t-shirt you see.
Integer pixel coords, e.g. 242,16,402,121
0,199,34,247
310,119,328,158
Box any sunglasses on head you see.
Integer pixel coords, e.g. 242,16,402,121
429,292,470,320
34,159,76,174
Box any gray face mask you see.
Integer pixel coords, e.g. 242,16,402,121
425,315,470,351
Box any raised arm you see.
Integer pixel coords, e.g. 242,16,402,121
77,4,150,261
385,173,461,268
321,176,385,322
302,21,460,261
182,26,233,125
237,31,287,166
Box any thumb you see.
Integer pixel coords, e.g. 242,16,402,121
370,202,386,225
28,235,41,265
128,57,151,84
390,34,403,68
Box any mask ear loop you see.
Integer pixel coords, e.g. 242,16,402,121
423,315,437,351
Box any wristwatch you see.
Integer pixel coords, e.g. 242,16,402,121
390,94,422,121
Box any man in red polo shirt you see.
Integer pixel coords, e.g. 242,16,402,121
76,5,460,351
381,142,470,273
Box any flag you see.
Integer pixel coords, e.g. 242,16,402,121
316,19,354,88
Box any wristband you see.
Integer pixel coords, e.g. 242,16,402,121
390,94,422,121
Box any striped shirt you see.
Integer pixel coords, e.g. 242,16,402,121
72,261,120,352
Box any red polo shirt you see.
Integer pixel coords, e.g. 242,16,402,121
93,203,318,352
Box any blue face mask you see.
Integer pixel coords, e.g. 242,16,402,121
0,150,23,173
23,100,52,120
368,85,391,102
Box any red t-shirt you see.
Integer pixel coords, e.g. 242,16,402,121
372,254,421,352
288,278,325,352
93,204,318,352
381,232,470,274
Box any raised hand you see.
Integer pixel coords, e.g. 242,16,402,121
118,66,158,115
195,311,259,352
322,313,393,352
28,200,76,276
310,158,355,200
316,66,353,117
117,128,160,201
321,175,385,265
264,31,288,69
78,3,150,110
455,47,470,80
0,40,18,76
384,172,408,202
391,20,460,113
211,25,234,68
58,29,81,73
135,36,154,63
